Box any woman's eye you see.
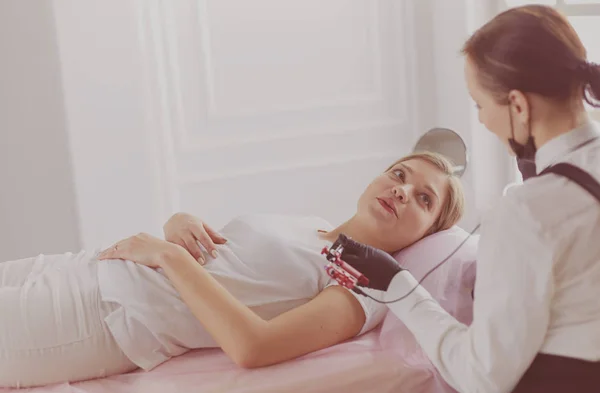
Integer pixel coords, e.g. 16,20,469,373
421,194,431,207
474,103,481,110
393,169,405,180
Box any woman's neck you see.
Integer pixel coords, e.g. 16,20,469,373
532,103,590,149
319,216,388,251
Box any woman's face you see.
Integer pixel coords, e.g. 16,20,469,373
464,58,515,151
356,158,449,252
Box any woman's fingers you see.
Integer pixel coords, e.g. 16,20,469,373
191,225,219,259
164,213,225,261
98,240,127,260
187,222,225,263
337,233,367,254
181,235,205,264
204,224,227,245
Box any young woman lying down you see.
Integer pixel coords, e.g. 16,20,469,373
0,152,464,388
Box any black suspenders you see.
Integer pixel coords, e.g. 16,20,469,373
536,135,600,199
512,161,600,392
539,163,600,203
472,161,600,301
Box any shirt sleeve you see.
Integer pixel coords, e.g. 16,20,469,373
380,197,554,393
325,280,388,335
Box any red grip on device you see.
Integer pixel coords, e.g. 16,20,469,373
336,260,369,286
321,247,370,288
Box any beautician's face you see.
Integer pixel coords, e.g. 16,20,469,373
464,58,514,150
357,158,449,252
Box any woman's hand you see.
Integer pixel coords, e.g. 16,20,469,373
336,234,403,291
163,212,227,264
97,232,186,269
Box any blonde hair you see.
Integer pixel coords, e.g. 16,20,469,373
385,151,465,235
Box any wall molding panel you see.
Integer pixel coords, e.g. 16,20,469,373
135,0,422,227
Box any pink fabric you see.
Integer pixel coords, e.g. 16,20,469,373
0,317,456,393
2,226,478,393
393,225,478,325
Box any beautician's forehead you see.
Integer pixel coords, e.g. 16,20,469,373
464,59,482,98
464,59,476,86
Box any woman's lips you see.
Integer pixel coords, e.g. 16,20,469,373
377,197,397,217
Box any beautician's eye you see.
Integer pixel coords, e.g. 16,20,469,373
474,103,482,110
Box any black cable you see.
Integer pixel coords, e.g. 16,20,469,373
354,223,481,304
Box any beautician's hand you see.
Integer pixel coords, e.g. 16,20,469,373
97,233,186,269
336,234,403,291
163,212,227,264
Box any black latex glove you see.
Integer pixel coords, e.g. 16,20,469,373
336,234,403,291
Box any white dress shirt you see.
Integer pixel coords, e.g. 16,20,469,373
380,120,600,393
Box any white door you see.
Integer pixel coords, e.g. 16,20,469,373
54,0,426,248
143,0,424,228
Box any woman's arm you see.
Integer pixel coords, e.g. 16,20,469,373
159,245,366,368
98,232,366,367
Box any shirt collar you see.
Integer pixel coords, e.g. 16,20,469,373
535,120,600,174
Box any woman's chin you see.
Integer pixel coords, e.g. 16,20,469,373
364,205,397,227
372,202,397,221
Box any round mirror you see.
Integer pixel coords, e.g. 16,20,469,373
413,127,468,177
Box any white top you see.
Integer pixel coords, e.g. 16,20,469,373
97,214,388,370
379,120,600,393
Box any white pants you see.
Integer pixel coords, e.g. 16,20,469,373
0,251,138,388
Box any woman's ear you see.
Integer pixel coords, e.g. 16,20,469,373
508,89,530,125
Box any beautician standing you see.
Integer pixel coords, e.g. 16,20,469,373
337,5,600,393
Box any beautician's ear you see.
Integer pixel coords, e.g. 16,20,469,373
508,89,530,124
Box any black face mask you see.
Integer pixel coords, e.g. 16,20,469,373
507,104,538,180
508,135,537,160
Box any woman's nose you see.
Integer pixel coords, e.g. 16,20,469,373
392,185,410,204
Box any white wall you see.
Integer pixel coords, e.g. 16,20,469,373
52,0,164,250
0,1,81,260
1,0,514,259
51,0,431,250
426,0,515,230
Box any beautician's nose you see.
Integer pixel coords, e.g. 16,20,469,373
392,184,410,204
